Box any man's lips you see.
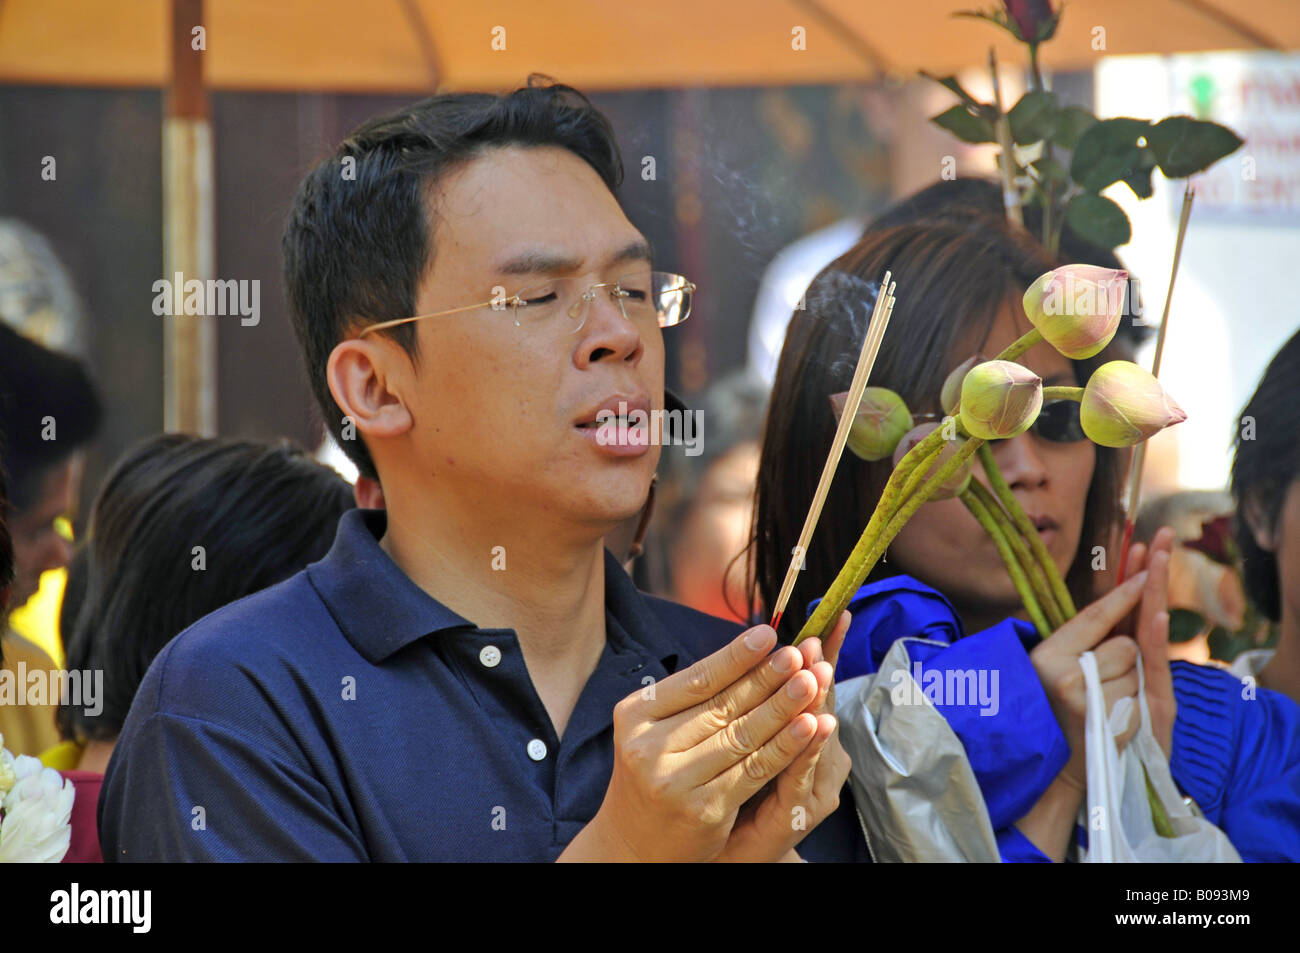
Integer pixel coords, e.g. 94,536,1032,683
573,394,652,428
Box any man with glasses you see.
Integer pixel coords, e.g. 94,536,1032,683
100,79,863,861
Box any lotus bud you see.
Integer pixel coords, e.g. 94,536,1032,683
892,422,972,500
959,360,1043,440
1079,360,1187,447
1023,264,1128,359
829,386,911,462
939,355,980,417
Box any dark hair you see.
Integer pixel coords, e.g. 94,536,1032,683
282,76,624,480
57,434,355,742
1232,328,1300,621
750,217,1123,642
0,322,103,509
869,177,1151,349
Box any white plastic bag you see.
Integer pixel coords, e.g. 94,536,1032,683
1078,650,1240,862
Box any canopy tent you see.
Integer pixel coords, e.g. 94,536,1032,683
1,0,1294,432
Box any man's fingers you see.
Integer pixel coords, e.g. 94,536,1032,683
659,643,804,750
687,669,819,786
775,715,833,806
1051,571,1148,654
704,712,818,806
645,625,777,718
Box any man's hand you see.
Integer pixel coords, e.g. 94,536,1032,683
714,611,853,862
560,623,823,862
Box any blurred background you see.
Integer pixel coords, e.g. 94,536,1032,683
1,1,1297,665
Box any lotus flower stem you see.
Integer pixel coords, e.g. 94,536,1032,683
1042,386,1084,402
966,479,1065,629
790,428,949,645
976,442,1078,619
960,485,1052,638
798,436,984,644
994,328,1043,363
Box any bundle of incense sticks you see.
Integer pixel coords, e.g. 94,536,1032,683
1115,185,1195,582
769,275,897,632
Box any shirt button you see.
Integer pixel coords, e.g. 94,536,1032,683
526,739,548,761
479,645,502,668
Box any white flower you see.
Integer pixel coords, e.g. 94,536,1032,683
0,738,75,863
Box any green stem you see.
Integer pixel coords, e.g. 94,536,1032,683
798,437,984,644
993,327,1043,363
976,442,1077,620
792,429,948,645
967,479,1064,630
1042,386,1083,402
961,486,1052,638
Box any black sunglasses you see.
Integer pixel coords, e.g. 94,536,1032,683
918,400,1087,444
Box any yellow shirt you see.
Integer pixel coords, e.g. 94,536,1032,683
0,629,63,757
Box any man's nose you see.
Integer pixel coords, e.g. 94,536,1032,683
575,288,644,367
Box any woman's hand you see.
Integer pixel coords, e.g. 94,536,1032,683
1030,571,1150,790
1122,527,1177,759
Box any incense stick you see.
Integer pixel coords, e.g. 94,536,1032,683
1116,185,1195,581
769,275,896,631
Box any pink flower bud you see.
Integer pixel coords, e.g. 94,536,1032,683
1023,264,1128,359
940,355,980,417
1080,360,1187,447
829,386,912,462
892,422,972,500
959,360,1043,440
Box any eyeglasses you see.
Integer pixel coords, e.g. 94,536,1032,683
358,271,696,340
918,400,1087,444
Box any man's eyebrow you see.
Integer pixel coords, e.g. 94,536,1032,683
496,249,584,276
609,239,654,267
495,239,653,277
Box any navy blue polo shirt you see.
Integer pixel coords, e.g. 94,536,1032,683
99,508,867,861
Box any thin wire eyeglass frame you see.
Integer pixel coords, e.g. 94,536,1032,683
356,272,697,338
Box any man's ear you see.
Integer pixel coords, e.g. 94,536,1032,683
1242,492,1277,553
326,338,415,443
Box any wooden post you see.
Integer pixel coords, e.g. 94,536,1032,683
163,0,216,434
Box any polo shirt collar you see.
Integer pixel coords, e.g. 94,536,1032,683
308,508,682,671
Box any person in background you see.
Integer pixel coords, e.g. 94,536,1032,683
46,434,355,862
0,321,102,756
1229,328,1300,703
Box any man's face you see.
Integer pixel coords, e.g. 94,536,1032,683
8,456,80,612
393,145,665,537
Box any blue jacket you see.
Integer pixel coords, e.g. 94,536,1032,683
824,575,1300,862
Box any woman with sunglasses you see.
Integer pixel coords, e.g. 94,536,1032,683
750,215,1300,862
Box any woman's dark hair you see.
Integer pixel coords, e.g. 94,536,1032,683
282,75,624,480
57,434,355,743
749,216,1123,642
869,177,1150,350
1232,328,1300,621
0,321,103,510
